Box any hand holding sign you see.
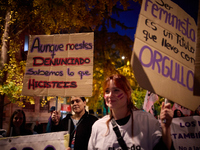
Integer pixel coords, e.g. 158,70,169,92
160,102,173,128
51,111,60,125
159,101,174,149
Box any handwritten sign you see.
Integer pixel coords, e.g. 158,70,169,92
171,116,200,150
0,131,68,150
194,2,200,96
22,33,94,97
131,0,200,110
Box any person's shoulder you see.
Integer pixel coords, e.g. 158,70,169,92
133,110,158,123
88,114,98,120
62,114,72,120
101,115,110,120
60,114,72,124
134,109,152,116
93,115,109,125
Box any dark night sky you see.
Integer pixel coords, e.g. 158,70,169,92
107,0,140,41
108,0,199,41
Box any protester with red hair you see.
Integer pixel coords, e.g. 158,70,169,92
88,74,174,150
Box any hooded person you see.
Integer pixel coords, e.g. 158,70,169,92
46,106,61,133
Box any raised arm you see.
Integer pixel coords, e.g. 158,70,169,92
159,102,174,150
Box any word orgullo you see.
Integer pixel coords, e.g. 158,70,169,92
139,45,194,91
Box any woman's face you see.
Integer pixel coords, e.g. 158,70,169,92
13,112,23,128
177,110,181,117
104,80,128,110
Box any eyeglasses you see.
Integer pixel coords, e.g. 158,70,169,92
71,99,81,104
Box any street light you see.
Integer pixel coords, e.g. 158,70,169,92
121,56,125,66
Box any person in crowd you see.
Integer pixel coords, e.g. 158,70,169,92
88,74,174,150
173,109,185,118
190,111,195,116
46,106,61,133
60,96,98,150
33,120,43,134
6,109,33,137
194,109,200,116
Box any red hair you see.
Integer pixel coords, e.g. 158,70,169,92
103,74,134,110
103,74,137,136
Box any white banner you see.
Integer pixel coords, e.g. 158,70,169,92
1,118,200,150
171,116,200,149
0,131,69,150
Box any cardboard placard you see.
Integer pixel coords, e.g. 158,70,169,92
22,33,94,97
131,0,200,110
194,2,200,96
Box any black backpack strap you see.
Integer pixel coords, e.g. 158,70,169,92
111,118,128,150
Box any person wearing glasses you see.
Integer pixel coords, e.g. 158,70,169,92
61,96,98,150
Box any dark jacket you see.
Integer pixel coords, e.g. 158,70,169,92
34,124,43,134
60,111,98,150
6,127,33,137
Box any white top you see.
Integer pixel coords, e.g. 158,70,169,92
88,110,162,150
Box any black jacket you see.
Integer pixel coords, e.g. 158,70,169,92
60,111,98,150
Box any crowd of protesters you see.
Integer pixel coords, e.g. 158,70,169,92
1,74,200,150
173,108,200,118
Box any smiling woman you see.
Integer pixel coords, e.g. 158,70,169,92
104,76,131,112
88,74,175,150
6,109,33,137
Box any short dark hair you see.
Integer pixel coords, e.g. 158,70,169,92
49,106,56,112
80,97,86,102
71,96,86,102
